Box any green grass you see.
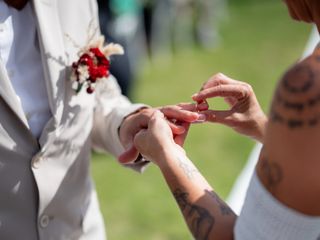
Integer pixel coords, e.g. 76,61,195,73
92,1,311,239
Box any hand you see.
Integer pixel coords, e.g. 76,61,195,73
118,104,203,163
192,73,267,142
158,102,207,125
131,111,187,167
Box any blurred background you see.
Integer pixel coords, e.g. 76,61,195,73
93,0,311,239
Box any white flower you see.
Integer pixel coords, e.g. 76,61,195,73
72,81,79,91
70,71,77,82
102,43,124,57
77,65,90,83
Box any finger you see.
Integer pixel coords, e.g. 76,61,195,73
149,110,169,130
202,73,240,90
132,128,149,150
161,106,199,122
174,122,190,146
151,110,186,134
150,109,165,120
196,100,209,111
192,84,249,102
118,144,139,164
177,103,198,111
200,110,235,126
168,121,186,135
224,97,238,107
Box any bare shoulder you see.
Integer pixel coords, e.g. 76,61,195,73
256,52,320,216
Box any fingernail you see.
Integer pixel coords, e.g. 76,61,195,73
191,93,198,99
197,114,206,122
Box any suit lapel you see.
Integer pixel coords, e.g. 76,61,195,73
32,0,67,130
31,0,72,216
0,62,29,127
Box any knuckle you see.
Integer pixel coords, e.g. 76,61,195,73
243,84,254,98
215,72,225,79
214,73,227,82
215,84,225,94
140,109,154,118
245,83,253,92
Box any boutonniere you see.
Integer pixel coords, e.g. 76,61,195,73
71,36,124,94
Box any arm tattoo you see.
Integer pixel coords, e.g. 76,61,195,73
270,62,320,129
259,157,283,193
282,64,314,94
287,118,304,129
270,110,285,124
206,190,234,216
176,156,199,180
174,189,214,240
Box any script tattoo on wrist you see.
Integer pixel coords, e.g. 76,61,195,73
206,190,234,216
176,156,199,180
259,157,283,192
270,61,320,129
174,189,214,240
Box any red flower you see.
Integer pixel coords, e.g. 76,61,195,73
89,65,108,81
90,48,105,58
99,57,110,67
86,85,94,94
71,46,113,94
79,54,94,67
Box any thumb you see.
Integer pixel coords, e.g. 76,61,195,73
118,144,139,164
174,122,190,146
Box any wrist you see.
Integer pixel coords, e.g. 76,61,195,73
156,144,186,170
255,114,268,143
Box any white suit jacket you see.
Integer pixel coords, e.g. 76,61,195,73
0,0,145,239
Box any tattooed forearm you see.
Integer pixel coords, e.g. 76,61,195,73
206,190,234,216
258,157,283,193
174,189,214,240
175,156,199,180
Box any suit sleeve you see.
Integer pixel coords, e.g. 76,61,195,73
88,0,150,171
91,75,147,158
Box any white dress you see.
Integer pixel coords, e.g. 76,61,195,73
235,173,320,239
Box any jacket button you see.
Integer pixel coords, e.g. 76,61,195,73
32,154,45,169
40,215,50,228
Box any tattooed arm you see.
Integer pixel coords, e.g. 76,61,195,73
257,50,320,216
133,111,236,240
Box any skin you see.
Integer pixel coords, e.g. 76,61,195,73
119,104,205,163
133,111,236,240
126,0,320,238
257,49,320,215
192,73,268,143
